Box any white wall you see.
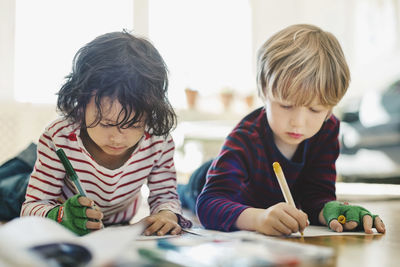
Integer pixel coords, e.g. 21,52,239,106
133,0,149,37
250,0,400,103
250,0,355,65
0,103,58,164
0,0,15,101
250,0,357,97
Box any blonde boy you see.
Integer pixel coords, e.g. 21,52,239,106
195,24,385,235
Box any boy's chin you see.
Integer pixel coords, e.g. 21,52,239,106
283,138,305,147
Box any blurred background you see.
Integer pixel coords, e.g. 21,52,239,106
1,0,400,199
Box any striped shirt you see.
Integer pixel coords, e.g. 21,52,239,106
196,107,339,231
21,117,190,227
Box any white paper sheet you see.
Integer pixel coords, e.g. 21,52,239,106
183,225,379,239
152,227,335,266
0,216,144,266
289,225,379,237
135,234,178,241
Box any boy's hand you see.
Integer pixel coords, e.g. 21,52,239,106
255,202,308,236
322,201,385,234
47,194,104,236
141,210,181,236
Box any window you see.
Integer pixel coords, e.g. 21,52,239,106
14,0,133,103
148,0,253,109
354,0,398,65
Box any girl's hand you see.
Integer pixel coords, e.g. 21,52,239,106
254,202,308,236
46,194,104,236
141,210,181,236
322,201,386,234
78,196,104,230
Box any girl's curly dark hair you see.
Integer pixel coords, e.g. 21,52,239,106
57,30,176,136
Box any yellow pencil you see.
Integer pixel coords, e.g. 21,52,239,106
272,162,304,236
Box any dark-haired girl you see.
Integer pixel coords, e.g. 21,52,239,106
21,31,191,236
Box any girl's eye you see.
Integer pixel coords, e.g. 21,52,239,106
131,124,144,129
118,124,143,130
99,123,112,128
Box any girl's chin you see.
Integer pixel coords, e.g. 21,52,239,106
103,147,128,155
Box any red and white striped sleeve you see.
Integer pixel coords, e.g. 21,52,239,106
20,125,66,217
146,135,181,215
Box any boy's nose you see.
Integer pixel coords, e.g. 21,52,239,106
290,109,306,127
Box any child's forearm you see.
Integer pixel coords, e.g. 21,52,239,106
235,207,263,231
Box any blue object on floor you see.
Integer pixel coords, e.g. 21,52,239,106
178,159,213,214
0,143,37,220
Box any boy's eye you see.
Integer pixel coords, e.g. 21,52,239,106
309,107,322,113
280,104,293,109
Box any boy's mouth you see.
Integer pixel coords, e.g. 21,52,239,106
287,132,303,139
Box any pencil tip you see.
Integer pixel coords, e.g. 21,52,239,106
272,162,281,173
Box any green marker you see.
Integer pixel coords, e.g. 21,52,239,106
56,148,87,196
56,148,102,227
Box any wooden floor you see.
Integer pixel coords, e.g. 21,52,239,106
283,200,400,267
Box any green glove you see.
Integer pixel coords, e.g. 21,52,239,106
323,201,377,230
47,194,90,236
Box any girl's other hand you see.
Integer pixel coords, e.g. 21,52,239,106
141,210,181,236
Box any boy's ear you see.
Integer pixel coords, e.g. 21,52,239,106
258,90,266,102
325,110,333,121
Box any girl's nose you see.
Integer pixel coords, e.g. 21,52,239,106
110,128,124,143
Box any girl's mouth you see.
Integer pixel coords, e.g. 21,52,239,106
107,145,125,151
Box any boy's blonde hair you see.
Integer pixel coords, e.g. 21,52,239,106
256,24,350,107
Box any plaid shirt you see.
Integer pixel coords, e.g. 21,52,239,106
197,107,339,231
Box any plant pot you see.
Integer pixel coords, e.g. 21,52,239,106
244,94,254,109
185,88,198,110
220,92,234,111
